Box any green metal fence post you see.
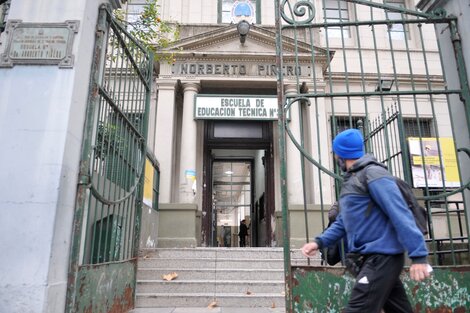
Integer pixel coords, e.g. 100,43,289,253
65,5,109,312
275,1,292,311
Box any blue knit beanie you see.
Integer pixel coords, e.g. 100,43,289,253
333,129,365,159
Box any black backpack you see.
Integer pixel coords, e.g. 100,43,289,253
392,177,429,235
361,168,428,235
323,202,344,266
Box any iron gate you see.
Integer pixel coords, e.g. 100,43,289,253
274,0,470,311
66,4,153,313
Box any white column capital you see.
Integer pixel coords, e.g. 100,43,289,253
181,81,201,93
284,83,298,95
156,79,178,90
303,81,327,93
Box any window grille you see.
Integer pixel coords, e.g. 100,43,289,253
331,115,433,174
332,115,432,138
331,115,365,135
403,118,433,137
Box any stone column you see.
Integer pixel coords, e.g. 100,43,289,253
154,79,178,203
146,80,158,151
285,83,304,204
178,82,201,203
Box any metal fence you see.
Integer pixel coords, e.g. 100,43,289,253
66,4,152,312
274,0,470,311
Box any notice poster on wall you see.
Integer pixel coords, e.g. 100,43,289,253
408,137,460,188
143,158,154,207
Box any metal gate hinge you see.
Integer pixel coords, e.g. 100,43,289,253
78,174,91,186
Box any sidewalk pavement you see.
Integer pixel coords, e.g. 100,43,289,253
130,308,286,313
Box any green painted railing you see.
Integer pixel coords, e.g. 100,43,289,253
292,266,470,312
66,4,152,313
275,0,470,311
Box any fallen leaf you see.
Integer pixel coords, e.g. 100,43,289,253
271,301,276,308
143,255,150,259
246,289,252,295
207,301,217,308
161,272,178,281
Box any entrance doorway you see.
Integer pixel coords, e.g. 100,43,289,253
202,121,275,247
212,159,253,247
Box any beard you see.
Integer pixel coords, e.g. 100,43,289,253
336,157,347,172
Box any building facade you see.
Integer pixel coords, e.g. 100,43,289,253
138,0,469,250
1,0,469,312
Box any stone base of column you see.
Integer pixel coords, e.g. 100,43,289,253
157,203,200,248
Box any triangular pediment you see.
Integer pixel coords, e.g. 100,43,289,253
162,24,331,62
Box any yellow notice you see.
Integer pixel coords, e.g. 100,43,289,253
412,155,440,166
408,137,460,188
143,158,154,207
440,138,460,183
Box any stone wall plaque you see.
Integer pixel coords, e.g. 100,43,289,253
0,20,80,68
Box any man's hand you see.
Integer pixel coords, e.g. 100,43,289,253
409,263,431,282
301,242,319,258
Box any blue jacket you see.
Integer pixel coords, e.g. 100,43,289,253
316,154,428,264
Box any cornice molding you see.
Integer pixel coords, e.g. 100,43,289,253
159,24,329,57
156,79,178,90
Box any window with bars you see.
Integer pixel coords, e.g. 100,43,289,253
331,115,434,181
323,0,351,38
332,115,433,138
219,0,259,24
384,0,410,40
331,115,365,135
403,118,433,137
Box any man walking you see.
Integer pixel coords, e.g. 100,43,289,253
238,219,248,247
301,128,431,312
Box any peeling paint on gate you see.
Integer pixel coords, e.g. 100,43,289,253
291,266,470,312
75,260,136,313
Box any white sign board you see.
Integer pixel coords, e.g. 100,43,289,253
195,95,279,120
0,20,79,68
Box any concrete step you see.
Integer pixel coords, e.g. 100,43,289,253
137,268,284,281
139,258,289,269
136,280,284,294
139,257,312,269
134,248,318,308
135,292,285,308
140,247,307,260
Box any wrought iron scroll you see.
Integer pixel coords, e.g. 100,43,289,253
280,0,315,25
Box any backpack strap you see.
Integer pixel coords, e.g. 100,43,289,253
353,165,377,217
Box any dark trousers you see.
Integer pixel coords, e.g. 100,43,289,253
345,254,413,313
239,236,246,247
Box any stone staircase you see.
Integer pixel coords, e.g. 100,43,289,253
134,247,318,308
